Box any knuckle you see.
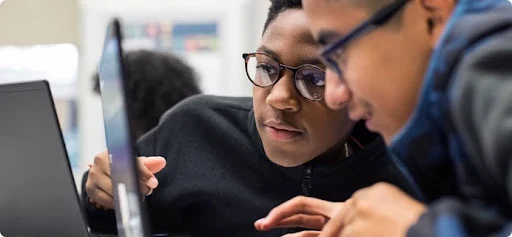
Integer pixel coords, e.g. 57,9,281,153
88,168,97,177
294,196,308,210
93,155,104,165
294,195,306,203
353,199,371,214
88,168,102,181
352,188,366,199
85,183,96,198
85,174,95,189
373,182,391,191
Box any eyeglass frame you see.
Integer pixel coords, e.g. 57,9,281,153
319,0,409,78
242,52,326,101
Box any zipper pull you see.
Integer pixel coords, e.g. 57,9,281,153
301,165,313,196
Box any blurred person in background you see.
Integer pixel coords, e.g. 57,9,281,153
92,49,201,139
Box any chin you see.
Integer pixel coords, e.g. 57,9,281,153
380,130,397,145
380,125,403,145
264,148,311,167
268,157,305,167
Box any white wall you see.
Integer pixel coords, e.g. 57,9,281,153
76,0,270,164
0,0,78,45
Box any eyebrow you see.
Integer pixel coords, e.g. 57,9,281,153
300,58,323,67
256,46,279,60
316,30,343,46
256,45,323,66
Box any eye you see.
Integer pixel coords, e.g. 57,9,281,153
303,71,325,86
257,63,278,75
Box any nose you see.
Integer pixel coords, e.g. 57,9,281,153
324,68,352,110
266,70,300,113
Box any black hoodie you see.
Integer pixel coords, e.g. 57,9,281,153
82,95,417,236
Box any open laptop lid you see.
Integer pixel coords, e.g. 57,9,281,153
0,80,90,237
98,19,151,237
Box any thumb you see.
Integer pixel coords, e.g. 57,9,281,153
142,156,166,174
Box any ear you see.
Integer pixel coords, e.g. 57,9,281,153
416,0,456,47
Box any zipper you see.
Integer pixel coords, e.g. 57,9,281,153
300,164,314,196
281,164,315,235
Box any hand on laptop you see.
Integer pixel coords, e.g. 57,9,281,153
254,196,343,234
85,151,167,209
255,184,426,237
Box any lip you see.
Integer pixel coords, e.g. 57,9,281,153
348,109,371,122
264,120,304,141
349,111,366,122
364,115,375,131
348,110,374,130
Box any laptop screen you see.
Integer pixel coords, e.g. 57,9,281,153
0,81,90,237
98,19,150,237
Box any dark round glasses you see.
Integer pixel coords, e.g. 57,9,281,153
242,52,326,101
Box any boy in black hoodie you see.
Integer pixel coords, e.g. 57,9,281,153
82,1,419,236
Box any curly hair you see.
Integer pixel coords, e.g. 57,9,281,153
93,50,201,137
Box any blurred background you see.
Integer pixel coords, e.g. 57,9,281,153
0,0,271,190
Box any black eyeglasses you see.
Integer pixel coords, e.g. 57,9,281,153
319,0,409,78
242,52,326,101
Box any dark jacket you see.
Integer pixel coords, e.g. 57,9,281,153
83,95,418,236
386,0,512,236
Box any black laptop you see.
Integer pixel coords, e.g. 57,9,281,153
0,80,92,237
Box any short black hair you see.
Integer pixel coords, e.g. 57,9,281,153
263,0,302,34
93,50,201,138
263,0,395,35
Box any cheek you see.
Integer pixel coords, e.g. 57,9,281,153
343,55,379,103
252,86,267,113
344,38,401,107
346,34,427,136
308,107,351,147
